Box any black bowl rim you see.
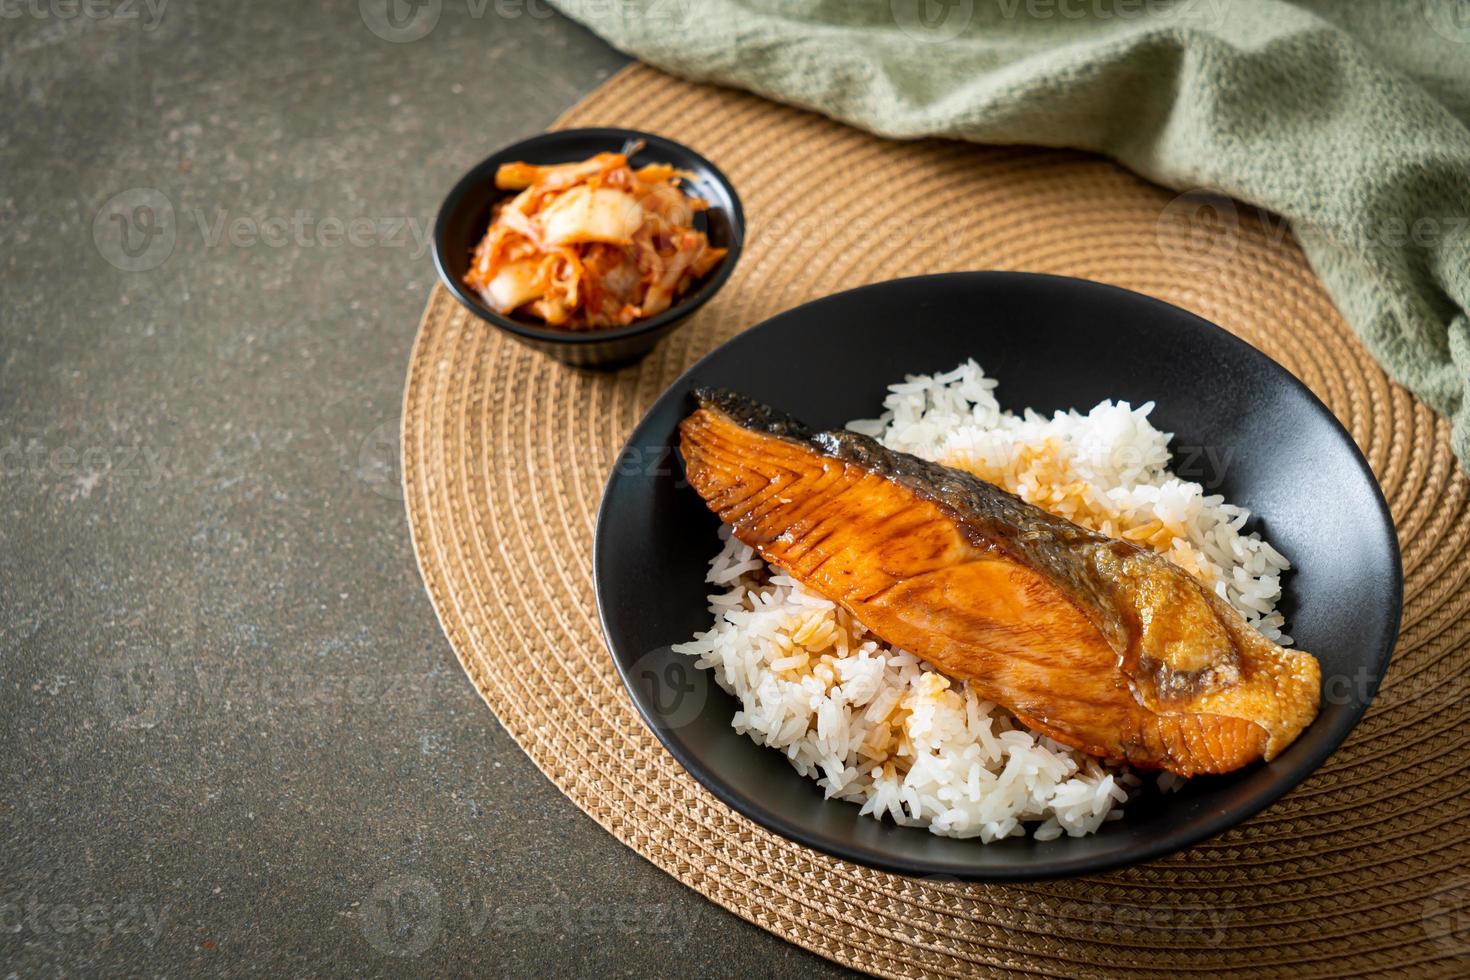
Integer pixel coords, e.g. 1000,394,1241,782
431,126,746,347
593,271,1404,881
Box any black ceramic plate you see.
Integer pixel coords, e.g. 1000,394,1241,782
594,272,1402,880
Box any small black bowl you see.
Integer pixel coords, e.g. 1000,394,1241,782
594,272,1403,881
432,127,744,369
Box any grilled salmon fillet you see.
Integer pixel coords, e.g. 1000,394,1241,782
678,388,1321,775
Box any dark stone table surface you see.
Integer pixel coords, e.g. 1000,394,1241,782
1,3,857,975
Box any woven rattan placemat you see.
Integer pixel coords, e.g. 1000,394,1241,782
402,65,1470,978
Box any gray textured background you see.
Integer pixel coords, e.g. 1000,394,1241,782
0,2,855,975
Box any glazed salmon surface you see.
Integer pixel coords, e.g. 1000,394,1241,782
678,388,1322,776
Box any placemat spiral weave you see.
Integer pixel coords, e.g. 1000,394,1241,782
402,65,1470,978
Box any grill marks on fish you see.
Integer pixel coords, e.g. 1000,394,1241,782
678,387,1322,776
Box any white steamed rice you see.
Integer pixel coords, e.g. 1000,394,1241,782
672,360,1291,841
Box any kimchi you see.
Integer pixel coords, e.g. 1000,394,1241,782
465,147,727,330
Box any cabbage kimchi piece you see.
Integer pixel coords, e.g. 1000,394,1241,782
465,148,727,330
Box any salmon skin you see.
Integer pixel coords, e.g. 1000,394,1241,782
679,387,1321,775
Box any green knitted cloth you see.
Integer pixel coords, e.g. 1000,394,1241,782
554,0,1470,467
